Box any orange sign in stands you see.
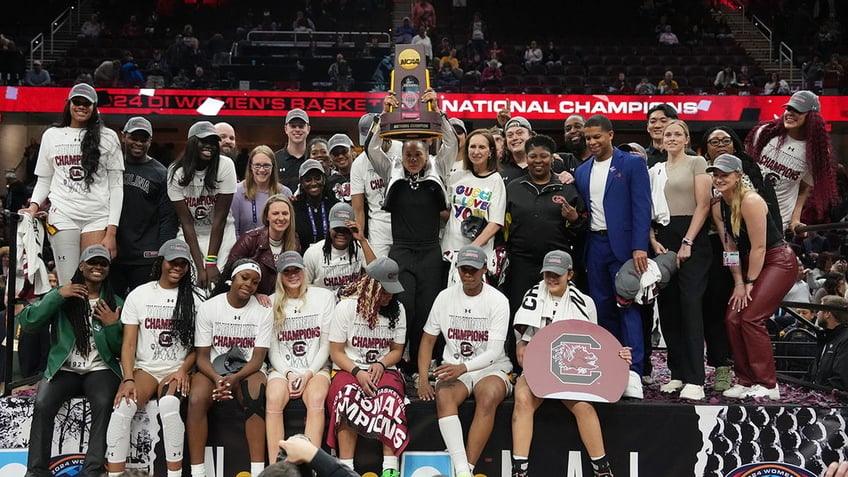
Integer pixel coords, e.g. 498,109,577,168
523,319,629,403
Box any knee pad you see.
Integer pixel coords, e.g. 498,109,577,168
106,400,137,463
240,381,266,420
158,395,185,463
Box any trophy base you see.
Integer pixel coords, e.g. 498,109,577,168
379,120,443,140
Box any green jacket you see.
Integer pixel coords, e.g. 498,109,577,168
18,287,124,379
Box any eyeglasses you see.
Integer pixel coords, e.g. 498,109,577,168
252,164,273,171
71,98,93,107
707,137,733,147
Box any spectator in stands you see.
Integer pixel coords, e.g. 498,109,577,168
119,53,145,88
574,114,652,400
635,77,656,95
231,145,290,238
523,40,543,71
810,295,848,391
417,244,512,477
511,250,628,477
485,40,504,66
167,121,238,290
144,49,170,88
19,244,122,477
308,137,332,176
187,258,272,477
80,13,104,39
683,23,704,47
802,55,825,90
23,60,51,87
275,109,312,193
412,0,437,35
292,10,316,32
480,58,502,86
327,134,355,203
112,117,178,298
460,52,485,83
783,257,813,304
736,65,754,88
293,159,339,251
105,238,198,477
824,53,845,81
744,90,838,232
327,53,354,92
94,59,122,88
608,72,634,94
468,11,488,58
170,68,191,89
649,120,712,401
366,89,456,373
814,272,846,304
120,15,143,38
439,46,463,75
543,40,562,70
657,70,679,94
435,62,461,89
164,34,189,76
189,65,210,89
411,29,433,65
762,72,790,95
658,25,680,46
395,17,416,45
265,251,336,458
714,65,738,90
708,153,798,400
326,257,407,477
228,194,299,297
21,83,123,284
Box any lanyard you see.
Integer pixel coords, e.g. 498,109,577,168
720,201,738,247
251,198,257,225
307,201,327,241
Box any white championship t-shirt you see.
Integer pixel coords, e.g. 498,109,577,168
350,147,400,255
167,155,238,268
121,281,202,378
755,133,812,229
303,240,367,296
35,126,124,223
195,293,273,364
513,281,598,342
329,297,406,369
423,283,510,366
267,286,336,375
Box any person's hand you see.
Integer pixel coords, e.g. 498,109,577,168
497,98,511,127
790,220,808,239
618,347,633,366
561,201,578,222
651,240,668,256
278,435,318,465
18,203,39,219
255,293,272,308
557,170,575,184
92,300,120,326
383,91,398,113
676,243,691,268
205,266,220,291
421,88,440,114
348,220,365,242
354,368,377,397
196,268,208,289
101,234,118,259
433,363,466,382
417,377,435,400
59,283,88,300
162,369,191,397
826,461,848,477
632,250,648,274
113,379,137,407
212,375,235,402
288,370,312,399
728,282,752,312
367,362,385,387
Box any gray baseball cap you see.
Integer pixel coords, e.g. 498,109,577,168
328,133,354,153
449,117,467,134
286,108,310,124
276,250,305,273
187,121,220,140
328,202,355,229
158,238,191,261
706,154,743,174
358,113,377,145
80,244,111,264
455,244,487,270
366,256,404,294
783,90,820,113
540,250,573,275
67,83,98,104
504,116,532,132
298,158,325,178
123,116,153,136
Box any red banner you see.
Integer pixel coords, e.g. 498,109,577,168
3,86,847,122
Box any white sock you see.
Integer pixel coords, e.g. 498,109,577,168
383,455,399,471
167,470,182,477
190,463,206,477
340,458,355,469
438,415,470,475
108,473,122,477
250,462,265,476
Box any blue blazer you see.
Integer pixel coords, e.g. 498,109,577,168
575,148,652,263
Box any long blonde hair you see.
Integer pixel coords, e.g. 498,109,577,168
262,194,297,251
728,177,755,237
244,145,282,200
272,270,309,330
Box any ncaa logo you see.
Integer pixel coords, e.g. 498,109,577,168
550,333,602,385
398,48,421,70
293,340,307,357
68,165,85,181
158,330,173,347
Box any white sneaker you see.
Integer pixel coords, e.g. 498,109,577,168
660,379,684,393
622,370,644,399
679,384,705,400
742,384,779,400
722,384,750,398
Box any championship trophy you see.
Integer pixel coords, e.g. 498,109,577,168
379,43,443,140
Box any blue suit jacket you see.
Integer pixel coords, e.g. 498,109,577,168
575,148,652,263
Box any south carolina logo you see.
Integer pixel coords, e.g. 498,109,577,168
194,205,208,221
293,340,307,357
551,333,601,385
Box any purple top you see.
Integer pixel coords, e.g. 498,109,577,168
231,181,293,237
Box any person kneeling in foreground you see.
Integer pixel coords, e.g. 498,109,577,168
511,250,632,477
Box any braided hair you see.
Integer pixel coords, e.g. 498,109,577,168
338,274,400,330
62,267,117,357
150,257,200,348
